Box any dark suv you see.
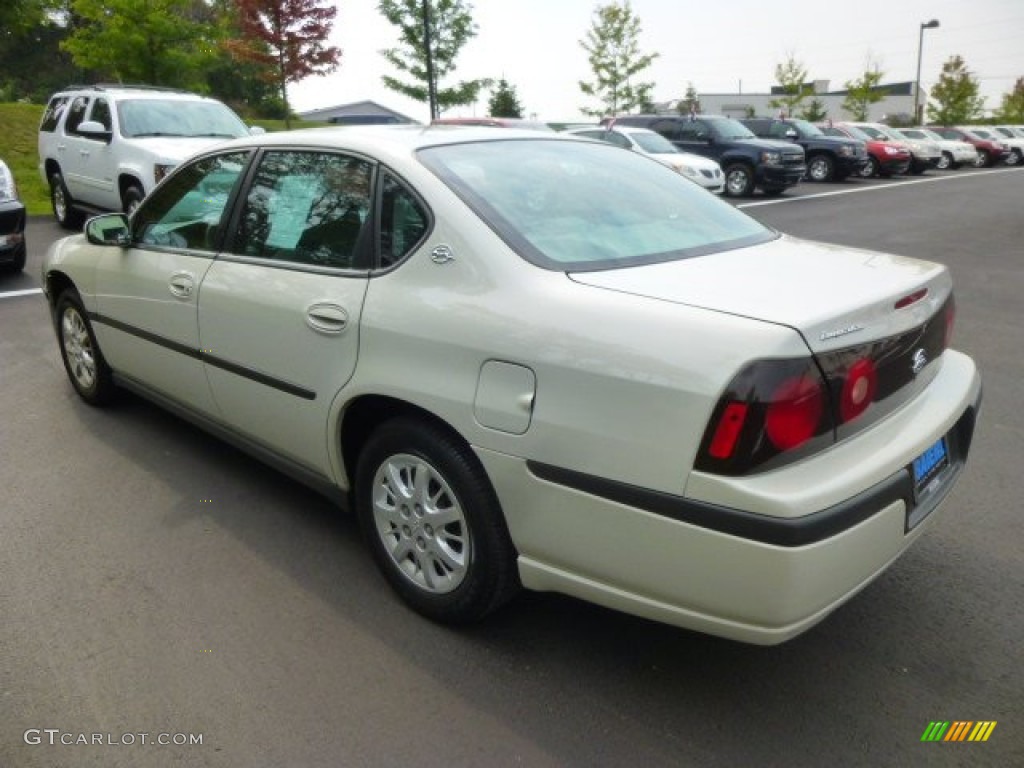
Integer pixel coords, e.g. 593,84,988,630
608,114,805,196
740,117,867,182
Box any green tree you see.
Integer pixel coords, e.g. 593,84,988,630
228,0,341,128
488,78,523,118
62,0,216,89
768,54,808,116
799,97,827,122
675,82,700,116
842,66,885,121
378,0,488,116
0,0,60,34
926,55,985,125
578,1,658,117
994,76,1024,122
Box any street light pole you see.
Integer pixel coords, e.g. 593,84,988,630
914,19,940,125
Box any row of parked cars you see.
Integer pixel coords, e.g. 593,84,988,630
568,114,1023,197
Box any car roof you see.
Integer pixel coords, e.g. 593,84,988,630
211,124,577,159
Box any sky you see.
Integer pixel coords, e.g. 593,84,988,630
289,0,1024,122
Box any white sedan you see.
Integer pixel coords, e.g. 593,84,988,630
42,127,981,644
893,127,978,170
567,125,725,193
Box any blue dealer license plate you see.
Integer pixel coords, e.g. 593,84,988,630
912,437,949,499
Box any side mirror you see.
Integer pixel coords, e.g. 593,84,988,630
85,213,131,247
78,120,112,142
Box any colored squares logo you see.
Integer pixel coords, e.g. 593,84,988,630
921,721,997,742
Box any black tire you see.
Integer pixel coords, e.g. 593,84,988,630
936,152,952,171
55,289,116,405
1006,149,1022,167
122,184,145,216
973,150,990,168
723,163,755,197
49,172,85,230
355,418,519,624
860,156,879,178
806,154,834,182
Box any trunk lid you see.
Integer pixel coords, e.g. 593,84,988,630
568,235,951,354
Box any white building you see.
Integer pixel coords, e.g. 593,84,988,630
658,81,923,123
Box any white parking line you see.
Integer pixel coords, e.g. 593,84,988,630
737,166,1024,209
0,288,43,300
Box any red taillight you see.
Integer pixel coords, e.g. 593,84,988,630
839,358,877,423
765,374,826,451
708,402,749,459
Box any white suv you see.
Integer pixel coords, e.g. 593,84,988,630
38,84,256,228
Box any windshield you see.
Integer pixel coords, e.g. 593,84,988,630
789,119,823,137
969,128,994,139
631,131,678,154
707,117,757,140
118,99,249,139
900,129,928,140
419,139,773,271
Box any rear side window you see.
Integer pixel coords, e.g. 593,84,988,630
40,96,69,132
379,173,429,268
234,150,374,269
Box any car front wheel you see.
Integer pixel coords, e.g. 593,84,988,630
56,290,116,405
860,157,879,178
723,164,755,197
1005,149,1022,166
355,418,519,623
806,154,834,182
123,185,145,216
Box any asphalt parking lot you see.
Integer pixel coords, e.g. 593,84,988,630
2,167,1022,767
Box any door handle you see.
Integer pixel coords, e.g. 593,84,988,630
168,272,195,299
305,302,349,334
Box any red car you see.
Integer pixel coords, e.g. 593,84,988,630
821,123,911,177
929,126,1010,167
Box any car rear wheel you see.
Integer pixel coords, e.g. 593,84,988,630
806,154,834,182
50,172,84,230
56,290,116,405
355,418,519,624
723,164,755,197
936,152,952,170
973,151,989,168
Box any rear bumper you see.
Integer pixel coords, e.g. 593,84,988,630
479,351,981,644
0,200,26,262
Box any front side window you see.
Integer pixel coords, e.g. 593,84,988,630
134,151,250,251
420,139,773,271
233,151,374,269
65,96,90,134
89,98,112,131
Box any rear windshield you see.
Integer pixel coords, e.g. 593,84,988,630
419,139,773,271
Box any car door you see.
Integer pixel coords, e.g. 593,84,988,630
91,150,252,416
197,149,375,477
58,95,92,202
74,96,120,211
